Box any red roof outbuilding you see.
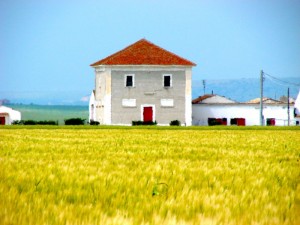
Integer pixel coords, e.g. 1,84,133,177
90,39,196,67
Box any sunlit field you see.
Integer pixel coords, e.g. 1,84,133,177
0,126,299,225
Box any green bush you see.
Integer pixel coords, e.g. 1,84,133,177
132,120,157,126
12,120,58,125
132,121,143,126
64,118,85,125
89,120,100,125
36,120,58,125
170,120,181,126
24,120,36,125
12,120,22,125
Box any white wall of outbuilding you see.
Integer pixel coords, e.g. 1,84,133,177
192,104,298,126
0,106,21,125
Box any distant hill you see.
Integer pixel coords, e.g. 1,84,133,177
192,77,300,102
0,90,90,105
0,99,10,105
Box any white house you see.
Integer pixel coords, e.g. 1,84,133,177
89,39,196,125
192,94,298,126
0,106,21,125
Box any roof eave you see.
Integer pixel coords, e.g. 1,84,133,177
91,63,195,68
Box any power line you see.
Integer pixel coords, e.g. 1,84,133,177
264,73,300,87
260,70,298,127
265,75,293,88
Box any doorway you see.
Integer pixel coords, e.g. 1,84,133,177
0,117,5,125
143,106,153,122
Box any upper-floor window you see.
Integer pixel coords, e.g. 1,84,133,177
163,74,172,87
125,74,135,87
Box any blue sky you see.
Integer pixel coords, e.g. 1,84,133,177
1,0,300,104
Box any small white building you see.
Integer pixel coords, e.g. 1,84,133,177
295,90,300,116
0,106,21,125
192,95,298,126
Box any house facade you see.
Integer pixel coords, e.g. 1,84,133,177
89,39,196,125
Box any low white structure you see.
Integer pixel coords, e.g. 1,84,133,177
295,90,300,116
192,95,298,126
0,106,21,125
89,90,96,123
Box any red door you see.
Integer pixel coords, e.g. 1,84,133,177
0,117,5,125
143,107,153,122
237,118,245,126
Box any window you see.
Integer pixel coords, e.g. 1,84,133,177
126,76,133,86
125,74,135,87
163,74,172,87
230,118,246,126
208,118,227,126
266,118,275,126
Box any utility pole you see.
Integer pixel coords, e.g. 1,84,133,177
260,70,264,126
287,87,290,126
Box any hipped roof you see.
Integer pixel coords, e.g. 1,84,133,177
90,39,196,67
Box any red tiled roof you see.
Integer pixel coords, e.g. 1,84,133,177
90,39,196,66
192,94,215,104
246,97,286,104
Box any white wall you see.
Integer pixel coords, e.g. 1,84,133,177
192,104,297,126
185,67,192,126
89,91,96,122
93,66,112,125
92,65,193,125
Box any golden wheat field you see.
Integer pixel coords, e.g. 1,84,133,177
0,126,299,225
